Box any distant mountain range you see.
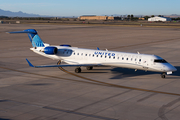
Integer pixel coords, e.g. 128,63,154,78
1,9,180,18
0,9,41,17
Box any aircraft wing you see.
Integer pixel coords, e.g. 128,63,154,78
26,59,101,68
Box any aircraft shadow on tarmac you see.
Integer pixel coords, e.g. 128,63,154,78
27,83,53,86
82,68,111,74
110,66,180,79
81,72,108,73
0,118,11,120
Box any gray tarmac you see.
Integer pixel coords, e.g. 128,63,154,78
0,24,180,120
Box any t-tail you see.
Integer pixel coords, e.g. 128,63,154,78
8,29,44,48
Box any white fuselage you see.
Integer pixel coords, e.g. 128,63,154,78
32,46,177,73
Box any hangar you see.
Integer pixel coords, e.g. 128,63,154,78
79,15,114,20
148,16,172,22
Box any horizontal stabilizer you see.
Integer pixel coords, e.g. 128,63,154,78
7,30,37,34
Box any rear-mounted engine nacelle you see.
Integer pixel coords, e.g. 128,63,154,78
44,46,58,55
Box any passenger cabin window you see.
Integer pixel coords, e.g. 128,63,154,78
122,57,124,60
113,57,115,59
77,53,79,55
92,54,94,57
139,59,141,62
85,54,87,56
109,56,111,59
154,59,167,63
127,58,128,60
73,53,75,55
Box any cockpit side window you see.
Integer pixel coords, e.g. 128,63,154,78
154,59,167,63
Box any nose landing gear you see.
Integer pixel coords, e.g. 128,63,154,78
161,72,166,78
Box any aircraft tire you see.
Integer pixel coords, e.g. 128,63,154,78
75,68,81,73
87,66,93,70
161,73,166,78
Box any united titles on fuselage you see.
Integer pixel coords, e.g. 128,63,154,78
94,51,115,56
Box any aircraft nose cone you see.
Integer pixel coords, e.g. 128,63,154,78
166,65,177,72
172,67,177,72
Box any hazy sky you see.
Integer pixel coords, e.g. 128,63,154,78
0,0,180,16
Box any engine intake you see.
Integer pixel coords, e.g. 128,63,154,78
44,46,58,55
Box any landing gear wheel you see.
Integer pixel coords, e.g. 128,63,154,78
86,66,93,70
161,73,166,78
75,67,81,73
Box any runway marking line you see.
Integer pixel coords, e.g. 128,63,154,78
43,106,118,120
58,66,180,97
1,65,180,97
109,37,180,50
0,66,106,86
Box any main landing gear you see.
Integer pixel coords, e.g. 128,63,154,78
86,66,93,70
75,66,93,73
75,67,81,73
161,72,166,78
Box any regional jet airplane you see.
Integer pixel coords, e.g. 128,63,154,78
8,29,177,78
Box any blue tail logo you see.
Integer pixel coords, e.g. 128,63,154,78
8,29,44,47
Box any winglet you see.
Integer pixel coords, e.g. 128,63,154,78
97,47,100,50
26,59,34,67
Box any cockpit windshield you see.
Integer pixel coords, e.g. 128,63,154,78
154,59,167,63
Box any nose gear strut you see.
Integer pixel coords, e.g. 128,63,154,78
161,72,166,78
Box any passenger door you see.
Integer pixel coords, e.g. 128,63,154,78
142,57,149,69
